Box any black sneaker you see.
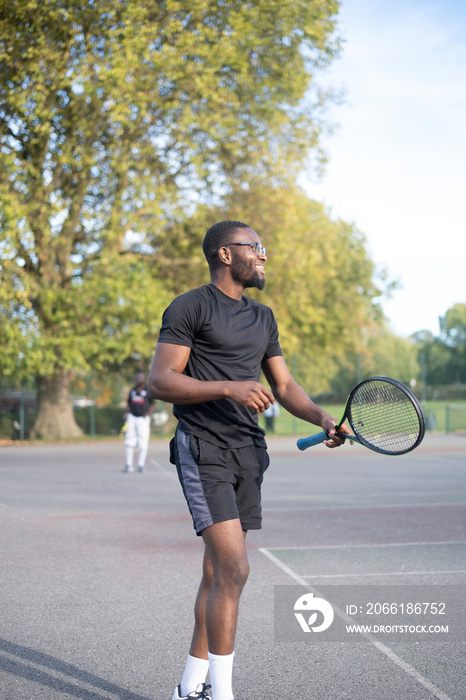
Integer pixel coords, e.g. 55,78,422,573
171,683,212,700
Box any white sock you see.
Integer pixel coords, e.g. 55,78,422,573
208,651,234,700
180,654,209,697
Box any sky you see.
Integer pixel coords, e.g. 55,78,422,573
302,0,466,338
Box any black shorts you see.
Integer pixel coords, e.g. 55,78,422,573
171,429,270,535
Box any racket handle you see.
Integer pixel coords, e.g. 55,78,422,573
297,431,328,450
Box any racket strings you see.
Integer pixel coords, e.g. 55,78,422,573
349,381,421,454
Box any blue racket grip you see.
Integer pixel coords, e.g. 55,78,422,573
297,431,328,451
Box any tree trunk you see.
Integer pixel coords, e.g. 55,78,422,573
31,372,84,440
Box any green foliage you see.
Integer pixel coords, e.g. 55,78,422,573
439,303,466,349
0,251,172,377
0,413,15,439
0,0,341,383
74,406,124,435
330,327,419,393
413,303,466,385
365,331,419,384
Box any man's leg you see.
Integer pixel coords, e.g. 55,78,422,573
190,522,248,658
176,549,212,697
174,551,213,697
205,519,249,700
189,546,214,660
202,519,249,654
176,521,247,699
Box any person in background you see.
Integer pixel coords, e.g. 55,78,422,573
123,372,155,473
263,401,280,433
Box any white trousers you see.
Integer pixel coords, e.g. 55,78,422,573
125,414,150,469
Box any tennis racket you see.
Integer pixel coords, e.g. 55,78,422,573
297,376,425,456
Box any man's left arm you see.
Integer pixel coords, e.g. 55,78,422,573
262,356,349,448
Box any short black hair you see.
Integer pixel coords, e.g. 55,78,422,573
202,220,251,269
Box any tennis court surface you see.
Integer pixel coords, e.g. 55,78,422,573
0,434,465,699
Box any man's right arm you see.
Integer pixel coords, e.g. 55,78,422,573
148,342,274,413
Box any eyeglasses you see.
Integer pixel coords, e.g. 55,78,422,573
224,241,266,257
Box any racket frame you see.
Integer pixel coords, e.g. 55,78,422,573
297,376,425,456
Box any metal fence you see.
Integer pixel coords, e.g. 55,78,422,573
445,404,466,434
0,393,175,441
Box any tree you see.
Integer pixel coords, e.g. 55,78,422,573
327,326,419,398
0,0,341,437
433,304,466,384
439,304,466,351
412,304,466,386
366,329,419,385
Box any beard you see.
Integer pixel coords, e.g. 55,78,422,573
249,270,266,291
230,254,265,290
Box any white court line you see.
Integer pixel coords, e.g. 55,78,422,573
266,541,466,550
260,547,454,700
301,570,466,579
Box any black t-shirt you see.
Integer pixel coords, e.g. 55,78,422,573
128,386,153,417
157,283,283,447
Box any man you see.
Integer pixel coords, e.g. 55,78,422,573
148,221,348,700
123,372,155,473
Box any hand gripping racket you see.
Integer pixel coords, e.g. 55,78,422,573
297,376,425,456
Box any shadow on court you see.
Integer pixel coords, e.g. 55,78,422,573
0,434,465,699
0,638,148,700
